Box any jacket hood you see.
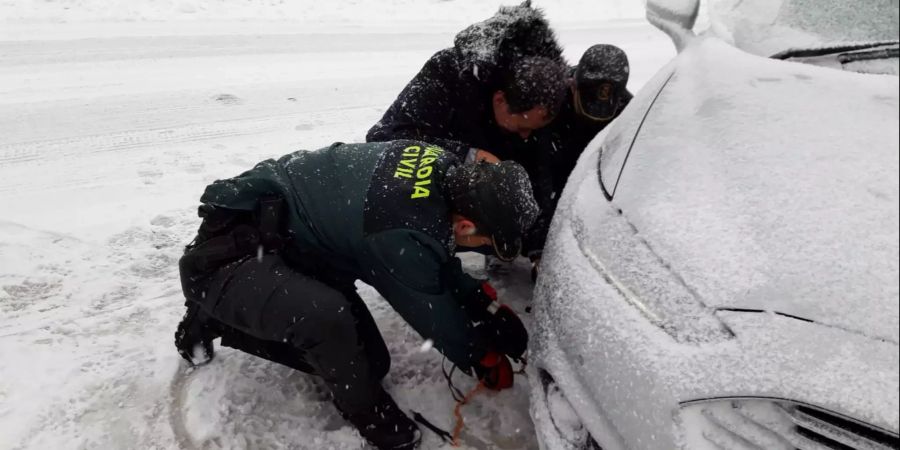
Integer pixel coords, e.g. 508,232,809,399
453,0,565,82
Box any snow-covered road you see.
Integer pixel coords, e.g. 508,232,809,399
0,18,672,449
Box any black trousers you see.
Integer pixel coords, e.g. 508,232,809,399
181,253,390,413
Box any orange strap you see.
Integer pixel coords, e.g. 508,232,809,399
449,357,528,446
451,381,486,447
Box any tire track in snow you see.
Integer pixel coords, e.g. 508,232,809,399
169,364,200,450
0,33,449,66
0,106,377,166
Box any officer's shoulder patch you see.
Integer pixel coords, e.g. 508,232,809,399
364,140,457,248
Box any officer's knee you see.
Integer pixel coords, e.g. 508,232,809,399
286,288,356,345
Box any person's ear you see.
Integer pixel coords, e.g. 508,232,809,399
454,218,477,236
493,91,507,110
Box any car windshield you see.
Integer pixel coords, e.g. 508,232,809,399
706,0,900,58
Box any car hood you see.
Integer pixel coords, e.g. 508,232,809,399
610,38,900,344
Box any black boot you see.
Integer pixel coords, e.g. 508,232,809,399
339,388,421,450
174,302,219,366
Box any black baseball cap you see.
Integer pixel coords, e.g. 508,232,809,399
574,44,633,120
446,161,539,261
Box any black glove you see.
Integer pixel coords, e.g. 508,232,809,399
486,304,528,360
466,282,529,360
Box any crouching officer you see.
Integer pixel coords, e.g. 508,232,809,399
174,140,538,449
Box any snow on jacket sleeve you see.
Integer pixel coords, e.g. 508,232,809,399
359,228,491,372
365,49,472,161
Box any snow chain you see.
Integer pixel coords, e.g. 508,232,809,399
412,356,528,447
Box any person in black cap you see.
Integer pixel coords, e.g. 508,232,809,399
523,44,633,275
173,140,537,449
571,44,633,124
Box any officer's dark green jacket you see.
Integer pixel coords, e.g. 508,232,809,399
199,140,489,371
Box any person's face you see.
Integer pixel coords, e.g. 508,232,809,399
492,91,553,140
573,80,622,122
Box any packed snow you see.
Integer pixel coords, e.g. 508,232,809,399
0,1,675,449
0,0,646,30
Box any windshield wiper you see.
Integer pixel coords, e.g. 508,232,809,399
839,45,900,63
771,40,900,60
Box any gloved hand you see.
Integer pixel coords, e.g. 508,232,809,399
488,305,528,359
478,282,528,360
475,351,514,390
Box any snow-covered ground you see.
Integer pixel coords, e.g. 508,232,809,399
0,0,646,26
0,1,674,448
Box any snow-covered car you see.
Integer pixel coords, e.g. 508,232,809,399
528,0,900,449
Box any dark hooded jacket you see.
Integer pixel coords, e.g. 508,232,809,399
366,2,629,257
196,140,498,372
365,1,565,162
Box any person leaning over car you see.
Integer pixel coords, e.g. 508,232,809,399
173,140,537,450
524,44,634,274
367,4,632,279
366,1,569,165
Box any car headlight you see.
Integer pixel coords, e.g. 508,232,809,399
679,399,899,450
539,369,602,450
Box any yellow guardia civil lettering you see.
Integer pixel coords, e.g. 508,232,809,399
392,145,444,199
393,145,421,179
410,146,444,199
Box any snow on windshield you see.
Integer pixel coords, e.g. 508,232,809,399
707,0,900,56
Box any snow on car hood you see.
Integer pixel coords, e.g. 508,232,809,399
610,38,900,344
